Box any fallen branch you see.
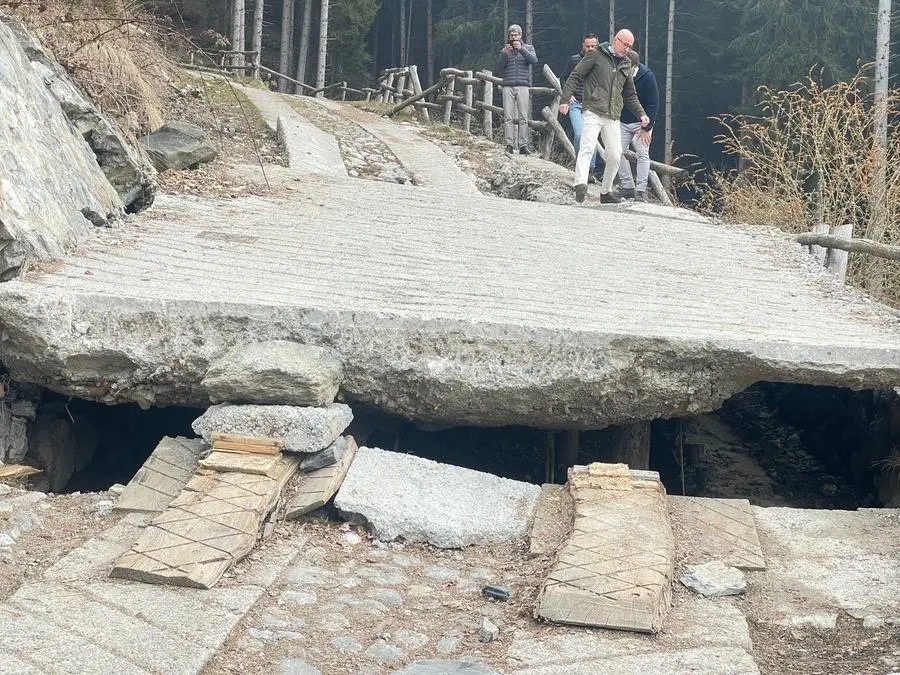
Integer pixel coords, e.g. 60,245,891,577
795,233,900,262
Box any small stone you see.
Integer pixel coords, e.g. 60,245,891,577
299,438,347,472
89,500,115,517
0,485,11,496
332,636,363,652
395,629,428,649
280,590,317,606
108,483,127,495
425,565,458,582
277,659,323,675
364,639,403,662
478,617,499,643
372,588,403,605
435,636,459,654
343,531,362,545
407,584,433,598
481,585,509,601
863,616,886,629
8,510,41,534
0,533,15,549
681,561,746,597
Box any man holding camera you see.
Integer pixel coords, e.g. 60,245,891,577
560,29,649,204
497,24,538,155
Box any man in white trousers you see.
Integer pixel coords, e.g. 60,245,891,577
559,29,649,204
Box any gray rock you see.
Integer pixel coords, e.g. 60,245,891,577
0,533,16,549
392,661,497,675
192,403,353,453
90,500,115,517
277,659,323,675
435,637,460,654
139,121,217,172
478,618,499,643
1,16,153,212
365,639,404,662
332,636,363,652
425,565,459,582
300,436,350,472
0,17,123,280
371,588,403,605
280,590,316,606
0,485,10,495
8,510,41,534
394,629,428,649
202,341,342,407
335,447,541,548
681,561,747,597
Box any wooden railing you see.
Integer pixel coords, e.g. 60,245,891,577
379,63,688,205
798,224,900,284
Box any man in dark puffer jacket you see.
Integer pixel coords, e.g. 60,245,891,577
496,24,538,155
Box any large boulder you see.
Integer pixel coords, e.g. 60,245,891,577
1,15,155,212
0,18,123,280
202,340,342,406
139,121,217,172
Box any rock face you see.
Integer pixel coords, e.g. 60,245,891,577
140,121,217,172
334,447,541,548
1,16,154,212
0,18,123,280
192,403,353,453
202,340,342,406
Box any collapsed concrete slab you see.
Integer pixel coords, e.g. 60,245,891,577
334,446,541,548
0,19,123,280
1,174,900,428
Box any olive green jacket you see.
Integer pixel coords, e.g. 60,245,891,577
561,43,646,122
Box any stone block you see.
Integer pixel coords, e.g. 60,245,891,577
139,120,217,172
202,340,342,406
334,447,541,548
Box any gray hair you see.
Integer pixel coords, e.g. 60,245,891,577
507,24,522,35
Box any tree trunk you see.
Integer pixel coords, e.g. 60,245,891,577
644,0,650,63
406,0,413,65
526,0,533,43
316,0,329,94
231,0,245,67
399,0,407,65
609,0,615,42
279,0,293,91
664,0,675,173
503,0,508,31
426,0,434,86
583,0,588,36
295,0,312,90
252,0,264,79
372,6,380,80
869,0,891,293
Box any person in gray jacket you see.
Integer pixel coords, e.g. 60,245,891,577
496,24,538,155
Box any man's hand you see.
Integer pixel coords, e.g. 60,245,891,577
640,115,650,127
639,129,652,145
511,39,522,49
502,45,512,54
569,96,576,103
559,103,569,115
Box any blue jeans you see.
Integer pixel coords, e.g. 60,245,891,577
568,101,596,170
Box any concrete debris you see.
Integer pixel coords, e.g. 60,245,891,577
202,341,343,407
681,561,747,597
139,120,217,172
192,403,353,454
334,447,540,548
478,617,499,643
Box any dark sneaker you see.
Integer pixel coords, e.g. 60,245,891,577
600,192,622,204
506,145,515,154
574,184,588,203
587,170,597,184
519,145,533,156
635,191,647,202
618,187,635,199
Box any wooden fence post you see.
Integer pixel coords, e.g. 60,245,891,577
482,71,493,139
443,74,456,125
809,223,830,265
463,70,474,134
381,72,395,103
394,71,408,103
408,65,429,122
825,224,853,283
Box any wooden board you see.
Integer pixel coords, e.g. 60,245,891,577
211,441,281,456
285,436,357,519
115,437,205,513
669,496,766,570
211,432,283,451
0,464,42,479
529,483,574,557
110,454,300,589
535,463,674,633
199,450,282,476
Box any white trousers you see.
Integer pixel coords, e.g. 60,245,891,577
574,109,621,194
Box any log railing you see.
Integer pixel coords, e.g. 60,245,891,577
378,63,688,204
798,224,900,285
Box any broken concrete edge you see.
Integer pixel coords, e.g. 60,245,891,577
3,290,899,428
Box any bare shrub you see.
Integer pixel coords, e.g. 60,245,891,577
8,0,175,137
701,68,900,307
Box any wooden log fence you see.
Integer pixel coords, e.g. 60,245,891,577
798,226,900,285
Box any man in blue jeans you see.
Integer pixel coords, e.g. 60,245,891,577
563,33,600,181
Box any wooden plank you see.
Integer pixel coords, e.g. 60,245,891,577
211,432,283,449
115,437,205,513
286,436,358,519
212,442,281,456
0,464,42,479
199,451,282,477
111,454,300,589
535,463,674,633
